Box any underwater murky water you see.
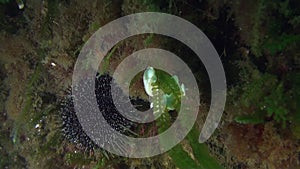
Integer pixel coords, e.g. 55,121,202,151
0,0,299,169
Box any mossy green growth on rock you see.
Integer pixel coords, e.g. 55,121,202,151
0,0,10,4
240,0,300,57
286,72,300,138
262,33,300,55
234,69,300,131
64,152,95,167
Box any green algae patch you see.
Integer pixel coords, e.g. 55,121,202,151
168,126,224,169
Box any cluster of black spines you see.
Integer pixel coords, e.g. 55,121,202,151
60,74,150,150
95,74,136,133
61,95,99,150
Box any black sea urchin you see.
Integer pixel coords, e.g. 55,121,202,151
61,74,147,150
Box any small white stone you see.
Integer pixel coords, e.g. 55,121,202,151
51,62,56,67
18,2,24,9
35,124,40,129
